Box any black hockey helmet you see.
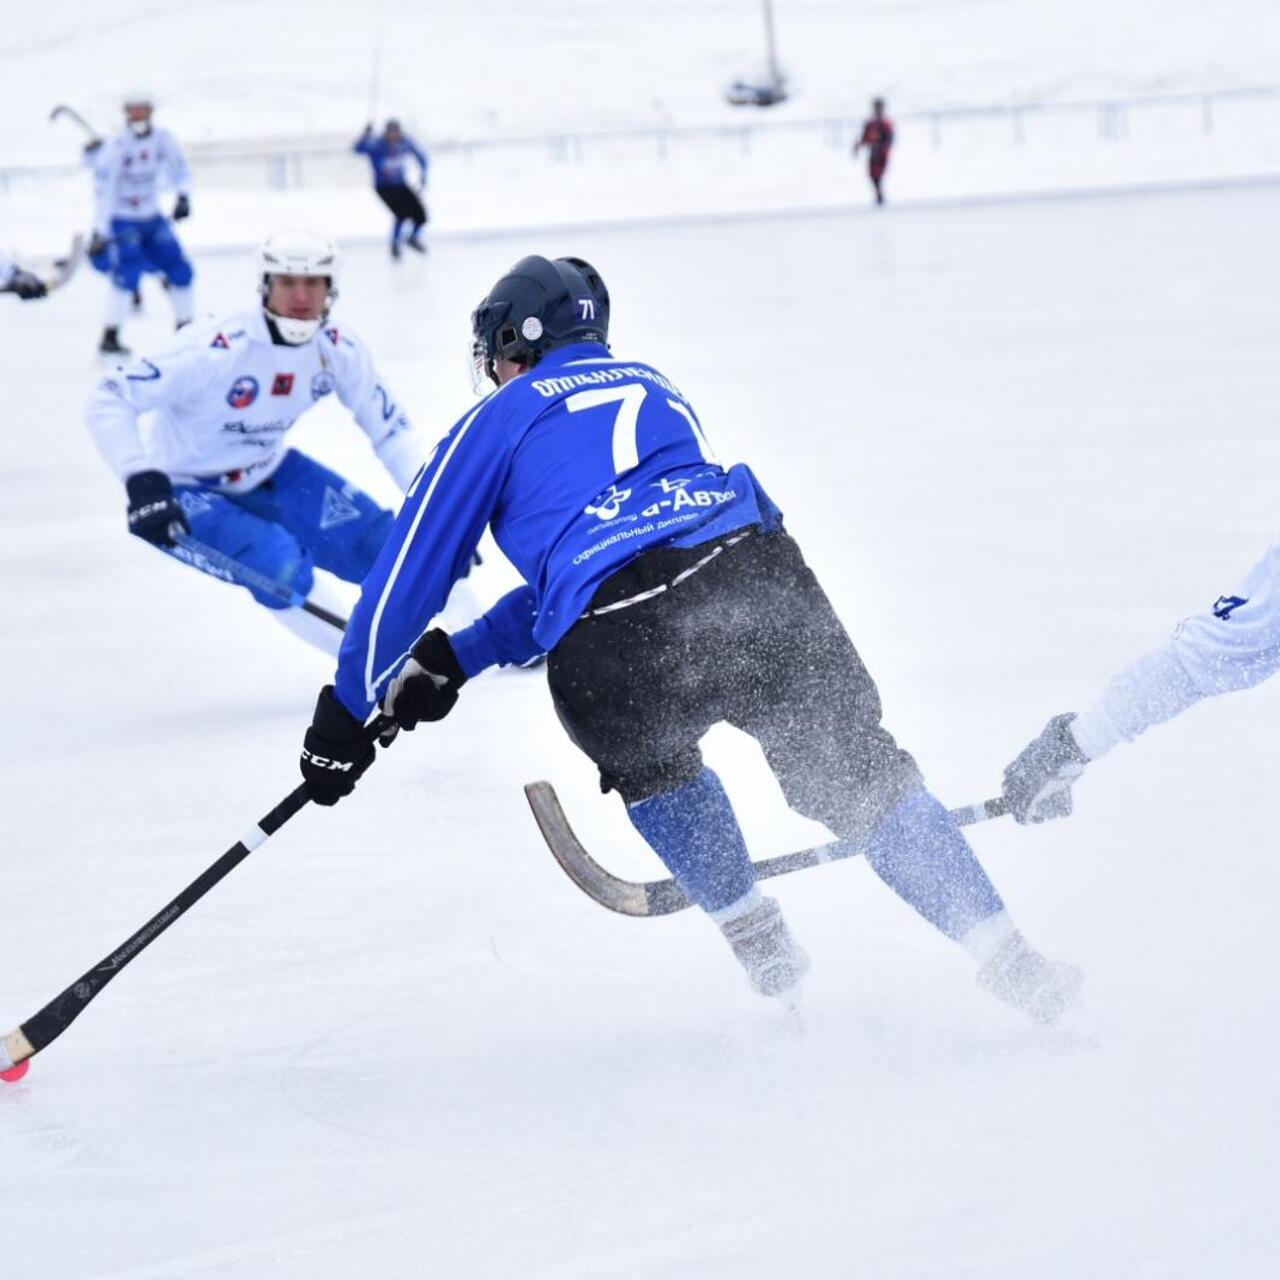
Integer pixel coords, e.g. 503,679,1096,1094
470,255,610,391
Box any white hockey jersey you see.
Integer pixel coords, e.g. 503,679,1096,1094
86,127,192,231
86,308,428,495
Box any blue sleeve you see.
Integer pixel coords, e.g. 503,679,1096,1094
450,585,541,675
410,141,429,175
353,134,375,156
333,399,514,718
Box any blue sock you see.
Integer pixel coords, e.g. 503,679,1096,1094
627,769,756,913
864,790,1004,940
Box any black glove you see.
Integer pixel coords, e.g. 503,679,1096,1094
172,194,190,221
301,686,377,806
1002,713,1091,824
125,470,189,547
83,138,103,156
8,269,46,300
381,629,468,730
88,231,111,259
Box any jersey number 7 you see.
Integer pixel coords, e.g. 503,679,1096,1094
566,384,718,476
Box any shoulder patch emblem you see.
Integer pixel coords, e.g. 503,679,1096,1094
271,373,295,396
226,375,259,409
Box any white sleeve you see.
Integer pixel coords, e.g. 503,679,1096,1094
0,253,14,287
162,129,192,197
333,333,432,492
88,143,118,236
1071,538,1280,759
85,342,210,480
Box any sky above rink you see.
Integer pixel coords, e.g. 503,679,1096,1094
2,0,1279,160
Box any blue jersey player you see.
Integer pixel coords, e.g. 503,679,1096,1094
296,255,1082,1021
353,119,429,259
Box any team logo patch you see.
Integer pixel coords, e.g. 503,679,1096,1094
226,376,259,409
521,316,544,341
1213,595,1248,620
311,370,336,401
210,333,230,350
320,485,362,530
584,483,632,521
271,373,295,396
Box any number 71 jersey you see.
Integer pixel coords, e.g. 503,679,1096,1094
339,342,783,714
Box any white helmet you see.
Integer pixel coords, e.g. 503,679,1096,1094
258,230,340,345
122,90,155,135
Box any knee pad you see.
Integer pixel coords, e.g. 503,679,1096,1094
165,257,194,288
244,544,315,610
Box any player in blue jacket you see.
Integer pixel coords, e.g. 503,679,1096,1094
295,255,1081,1021
353,119,429,259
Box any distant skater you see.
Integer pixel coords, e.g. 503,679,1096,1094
354,119,430,259
853,97,895,205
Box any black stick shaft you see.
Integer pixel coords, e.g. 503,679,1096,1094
13,786,310,1057
174,533,346,632
303,600,348,631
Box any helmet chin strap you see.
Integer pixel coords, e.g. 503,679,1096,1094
264,309,324,345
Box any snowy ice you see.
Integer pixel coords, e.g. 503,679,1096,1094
2,3,1280,1276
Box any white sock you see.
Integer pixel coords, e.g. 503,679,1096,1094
105,285,132,327
960,909,1017,965
170,284,195,326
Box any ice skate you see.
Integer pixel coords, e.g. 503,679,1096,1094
721,896,810,998
976,931,1083,1024
98,326,129,356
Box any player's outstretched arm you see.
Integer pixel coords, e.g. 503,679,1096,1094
162,128,193,209
331,330,430,491
1004,540,1280,822
1003,714,1091,824
332,399,513,723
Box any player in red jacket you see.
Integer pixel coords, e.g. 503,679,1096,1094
853,98,895,205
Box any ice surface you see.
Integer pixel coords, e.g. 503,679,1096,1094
2,180,1279,1276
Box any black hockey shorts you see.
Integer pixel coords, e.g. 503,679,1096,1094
547,529,923,847
375,183,427,226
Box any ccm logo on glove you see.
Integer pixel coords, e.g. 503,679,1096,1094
299,748,354,772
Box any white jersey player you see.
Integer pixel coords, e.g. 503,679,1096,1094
84,92,195,354
1003,538,1280,821
85,229,432,653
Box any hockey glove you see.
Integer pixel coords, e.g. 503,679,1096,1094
172,194,191,221
301,686,377,806
126,470,189,548
7,269,47,300
88,231,111,260
381,629,467,731
1002,713,1090,824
